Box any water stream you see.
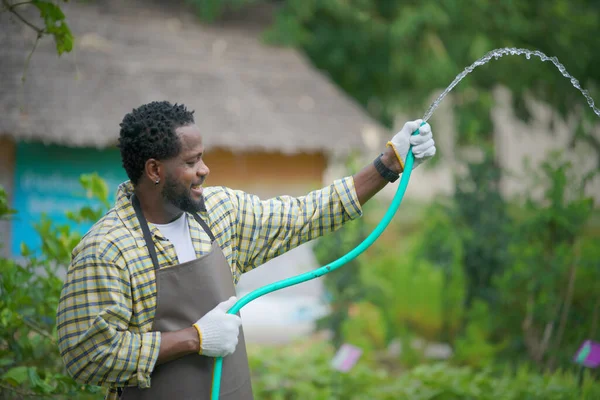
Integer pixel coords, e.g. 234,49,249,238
422,47,600,122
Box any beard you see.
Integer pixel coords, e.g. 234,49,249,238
161,175,206,213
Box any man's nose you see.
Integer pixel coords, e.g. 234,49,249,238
198,162,209,176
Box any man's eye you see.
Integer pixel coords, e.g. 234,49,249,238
187,161,196,166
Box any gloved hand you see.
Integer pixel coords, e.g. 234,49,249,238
387,119,436,171
193,296,242,357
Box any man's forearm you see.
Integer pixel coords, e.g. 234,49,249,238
156,327,200,366
353,148,402,205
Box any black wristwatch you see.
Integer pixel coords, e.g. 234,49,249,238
373,153,400,183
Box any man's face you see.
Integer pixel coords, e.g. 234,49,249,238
161,124,209,213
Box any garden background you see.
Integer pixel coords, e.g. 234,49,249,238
1,0,599,398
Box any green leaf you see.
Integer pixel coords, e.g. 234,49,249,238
32,0,74,55
32,0,66,21
51,22,74,55
0,308,14,326
27,367,56,394
20,242,32,257
67,206,101,223
28,367,43,388
2,366,30,386
80,173,109,205
0,185,17,220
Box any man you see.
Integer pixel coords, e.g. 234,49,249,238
56,101,436,399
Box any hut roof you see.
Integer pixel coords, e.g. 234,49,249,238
0,0,388,154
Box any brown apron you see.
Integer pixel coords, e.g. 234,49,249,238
120,195,254,400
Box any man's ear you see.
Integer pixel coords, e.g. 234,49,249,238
144,158,162,184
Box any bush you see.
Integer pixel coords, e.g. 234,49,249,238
0,176,106,399
493,154,598,369
372,152,600,371
248,338,600,400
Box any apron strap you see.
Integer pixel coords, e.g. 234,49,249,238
131,193,217,271
191,213,216,242
131,194,161,272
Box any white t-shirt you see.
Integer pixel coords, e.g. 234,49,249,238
153,213,196,264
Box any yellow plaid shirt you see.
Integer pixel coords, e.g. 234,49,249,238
56,177,361,399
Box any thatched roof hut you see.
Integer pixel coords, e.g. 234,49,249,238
0,0,388,154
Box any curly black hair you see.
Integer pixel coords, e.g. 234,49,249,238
118,101,195,185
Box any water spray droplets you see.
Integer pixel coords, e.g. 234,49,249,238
422,47,600,122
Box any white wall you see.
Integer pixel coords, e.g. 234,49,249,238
492,86,599,202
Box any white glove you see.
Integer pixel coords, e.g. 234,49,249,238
193,296,242,357
387,119,436,171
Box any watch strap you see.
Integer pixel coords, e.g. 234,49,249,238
374,153,400,183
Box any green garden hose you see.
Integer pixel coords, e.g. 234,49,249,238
210,125,424,399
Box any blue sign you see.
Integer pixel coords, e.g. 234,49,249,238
11,142,128,256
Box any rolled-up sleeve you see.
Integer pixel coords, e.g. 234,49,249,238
56,255,160,388
231,176,362,271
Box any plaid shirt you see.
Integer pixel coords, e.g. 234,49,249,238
56,177,361,399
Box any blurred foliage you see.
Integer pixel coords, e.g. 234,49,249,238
412,198,464,343
188,0,600,163
312,212,369,348
248,337,600,399
452,300,507,369
0,188,17,221
423,152,598,372
312,155,371,348
414,153,513,333
493,153,598,369
451,154,513,311
312,151,598,375
185,0,264,21
0,175,107,399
